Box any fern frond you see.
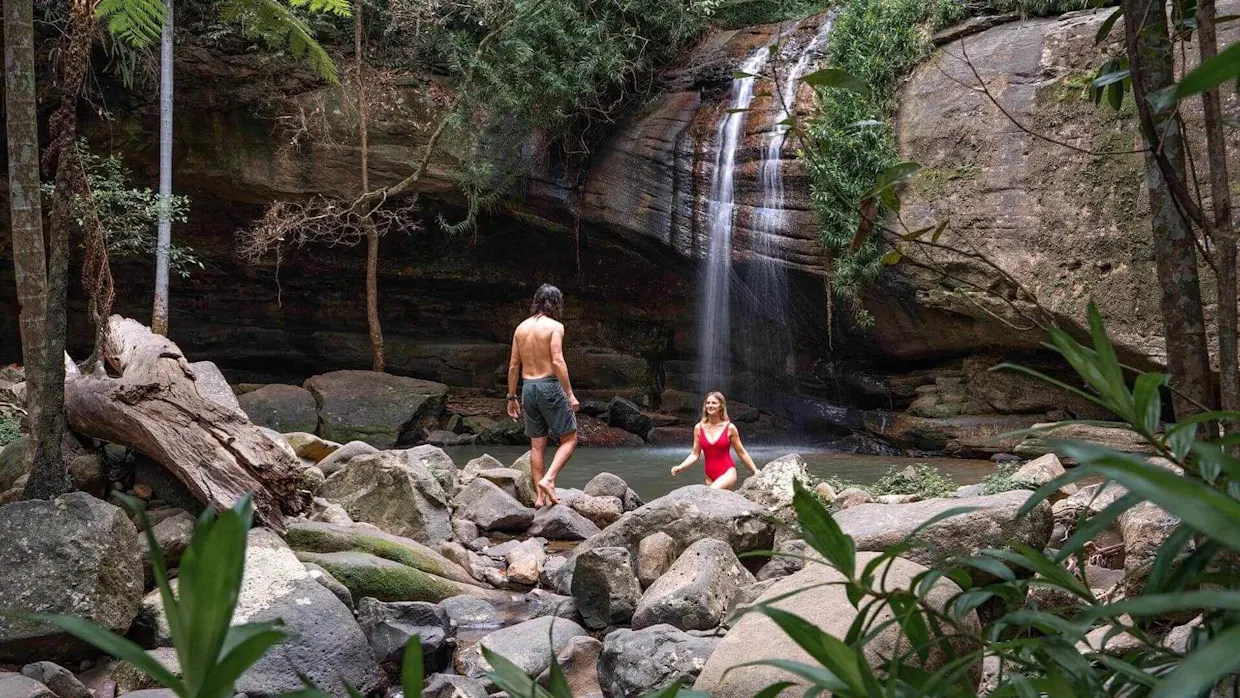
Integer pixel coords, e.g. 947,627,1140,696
95,0,166,49
220,0,342,84
286,0,352,18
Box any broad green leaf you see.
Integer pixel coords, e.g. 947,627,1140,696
801,67,869,94
1091,69,1131,89
1095,7,1123,44
863,162,921,200
791,480,855,575
482,646,553,698
1132,372,1166,435
1055,493,1141,563
401,634,424,698
984,545,1092,600
1144,523,1196,594
955,555,1015,582
1082,591,1240,620
546,650,572,698
1171,34,1240,103
725,658,856,695
950,590,995,619
196,624,286,698
1152,624,1240,697
881,249,902,265
32,614,186,694
752,683,796,698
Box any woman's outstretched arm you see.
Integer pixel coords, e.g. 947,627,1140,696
671,425,702,475
730,424,759,474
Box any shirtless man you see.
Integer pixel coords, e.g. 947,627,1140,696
507,284,580,507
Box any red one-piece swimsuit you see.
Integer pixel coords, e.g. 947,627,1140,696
700,421,735,481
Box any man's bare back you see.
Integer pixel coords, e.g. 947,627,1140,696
513,315,562,380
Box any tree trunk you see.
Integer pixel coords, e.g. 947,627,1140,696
64,316,307,529
1198,0,1239,428
152,0,174,336
5,0,70,499
356,0,385,372
1121,0,1215,418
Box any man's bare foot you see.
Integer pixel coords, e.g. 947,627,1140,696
534,490,546,508
536,479,560,506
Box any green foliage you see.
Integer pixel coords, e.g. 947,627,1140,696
979,462,1041,495
736,304,1240,695
0,415,20,448
709,0,828,30
96,0,168,49
868,463,958,499
42,142,201,279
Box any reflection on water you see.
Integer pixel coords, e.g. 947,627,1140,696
442,445,997,501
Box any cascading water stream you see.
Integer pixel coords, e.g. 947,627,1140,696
698,46,770,393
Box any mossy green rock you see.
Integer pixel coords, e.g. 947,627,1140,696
296,551,465,603
284,520,477,586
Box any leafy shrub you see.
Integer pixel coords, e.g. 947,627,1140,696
0,415,19,448
979,462,1043,495
867,463,958,499
738,304,1240,695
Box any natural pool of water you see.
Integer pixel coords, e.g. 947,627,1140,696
442,445,996,501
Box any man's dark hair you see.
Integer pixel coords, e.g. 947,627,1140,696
531,284,565,320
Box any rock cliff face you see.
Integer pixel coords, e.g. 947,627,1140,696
0,7,1212,438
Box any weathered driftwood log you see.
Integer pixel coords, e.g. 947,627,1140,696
64,315,306,529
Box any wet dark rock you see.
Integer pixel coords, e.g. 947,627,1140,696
598,625,720,698
571,547,641,630
357,597,455,673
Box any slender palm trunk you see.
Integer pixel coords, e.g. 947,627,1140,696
152,0,175,336
1121,0,1215,418
5,0,69,498
1197,0,1239,429
357,0,384,372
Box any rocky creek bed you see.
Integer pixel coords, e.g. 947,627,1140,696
0,428,1182,698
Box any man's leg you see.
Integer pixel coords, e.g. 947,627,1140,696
530,436,549,508
537,430,577,502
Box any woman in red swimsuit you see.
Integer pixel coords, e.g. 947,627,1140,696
670,392,758,489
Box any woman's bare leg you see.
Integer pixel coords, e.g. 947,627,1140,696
709,468,737,490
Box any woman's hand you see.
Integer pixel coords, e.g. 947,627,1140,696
670,464,686,476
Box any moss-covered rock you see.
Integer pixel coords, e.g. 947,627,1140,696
296,550,467,603
284,520,477,586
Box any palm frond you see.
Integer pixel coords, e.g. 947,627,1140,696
95,0,166,49
219,0,343,84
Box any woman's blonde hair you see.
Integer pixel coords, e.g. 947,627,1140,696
700,391,730,425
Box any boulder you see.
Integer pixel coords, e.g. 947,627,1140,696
452,518,480,543
573,486,774,565
454,616,589,681
476,468,535,507
316,440,379,476
0,435,29,491
813,481,837,504
19,662,90,698
138,511,196,584
283,520,476,585
832,490,1052,576
454,478,535,533
584,472,630,499
113,647,180,693
319,451,453,545
834,487,873,510
632,538,755,631
1054,481,1129,531
599,625,721,698
308,497,354,525
572,547,642,630
1120,502,1178,580
303,562,354,610
304,370,449,447
527,589,579,620
237,384,318,434
693,553,981,695
0,493,142,662
134,529,382,697
441,595,504,629
400,444,460,495
609,397,653,437
572,494,625,528
506,538,546,586
460,454,505,486
736,453,811,514
295,550,471,602
535,636,603,696
0,673,57,698
423,674,490,698
636,531,678,589
756,539,807,581
283,432,341,463
188,361,244,415
1013,453,1078,496
541,556,570,591
1013,422,1155,459
356,597,455,672
623,488,644,512
426,430,476,447
528,504,602,541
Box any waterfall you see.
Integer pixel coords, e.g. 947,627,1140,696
698,46,770,394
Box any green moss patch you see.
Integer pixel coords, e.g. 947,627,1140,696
296,551,463,603
284,521,476,585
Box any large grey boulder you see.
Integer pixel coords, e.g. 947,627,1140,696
316,440,379,477
423,674,490,698
188,361,244,415
632,538,755,631
453,478,535,533
572,493,624,528
356,597,455,673
283,519,476,585
319,451,453,545
536,636,603,696
584,472,630,500
1120,501,1178,581
138,529,382,697
459,454,505,486
454,616,589,681
831,490,1052,577
138,511,196,585
574,486,774,563
693,553,981,696
0,674,56,698
294,550,470,602
736,453,811,515
0,493,142,662
305,370,448,447
237,384,319,434
756,539,807,581
400,444,459,495
599,625,721,698
19,662,90,698
1013,453,1078,496
0,435,29,490
609,397,652,437
440,595,503,629
475,468,535,507
636,532,678,589
572,547,642,630
528,504,601,541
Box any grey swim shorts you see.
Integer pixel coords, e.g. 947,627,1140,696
522,376,577,438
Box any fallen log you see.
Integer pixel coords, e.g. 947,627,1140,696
64,315,306,529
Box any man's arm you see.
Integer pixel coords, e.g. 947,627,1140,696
549,324,579,412
507,329,522,419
